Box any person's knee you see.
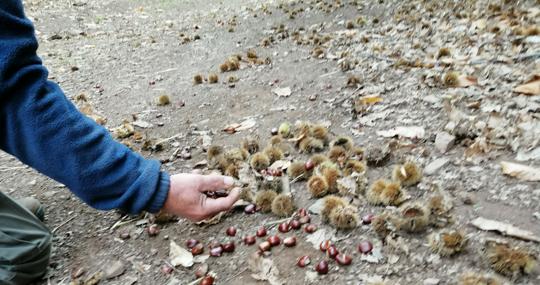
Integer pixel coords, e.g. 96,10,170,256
0,229,52,285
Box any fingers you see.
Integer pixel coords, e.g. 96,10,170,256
198,175,235,192
202,187,241,217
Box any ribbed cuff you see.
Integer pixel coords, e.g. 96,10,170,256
146,171,170,213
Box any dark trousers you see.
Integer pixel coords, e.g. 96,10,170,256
0,192,51,285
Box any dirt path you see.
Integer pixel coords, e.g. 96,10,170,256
1,0,539,284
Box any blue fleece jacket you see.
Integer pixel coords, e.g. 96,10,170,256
0,0,170,214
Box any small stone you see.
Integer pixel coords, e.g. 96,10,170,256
434,132,455,153
104,261,125,279
423,278,440,285
424,158,449,175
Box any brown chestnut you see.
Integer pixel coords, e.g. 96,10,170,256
267,235,281,246
191,243,204,255
358,240,373,254
315,260,329,275
200,276,214,285
319,240,333,252
299,215,311,224
209,246,223,257
326,245,339,259
244,204,256,214
243,235,256,245
278,222,290,233
258,241,271,252
335,253,352,265
147,224,160,236
222,241,235,253
304,224,317,233
297,208,308,217
297,255,311,267
289,219,301,230
161,264,173,275
283,236,297,247
271,127,278,136
361,214,374,225
256,227,267,237
226,226,237,237
304,160,315,171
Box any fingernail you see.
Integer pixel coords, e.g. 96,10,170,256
224,176,234,186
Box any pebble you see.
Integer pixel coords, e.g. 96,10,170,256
424,157,449,175
104,260,125,279
435,131,455,153
423,278,440,285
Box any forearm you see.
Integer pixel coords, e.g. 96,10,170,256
0,0,169,214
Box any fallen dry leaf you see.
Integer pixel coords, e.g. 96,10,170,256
500,161,540,181
169,241,194,267
377,126,425,139
223,118,257,134
513,74,540,95
471,217,540,243
272,87,292,97
456,74,478,87
248,252,283,285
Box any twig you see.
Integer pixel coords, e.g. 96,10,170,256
156,133,185,146
290,173,305,183
52,216,76,234
109,217,139,232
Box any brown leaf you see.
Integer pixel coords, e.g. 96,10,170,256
500,161,540,181
457,74,478,87
514,74,540,95
471,217,540,243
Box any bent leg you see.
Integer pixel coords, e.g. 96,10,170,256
0,192,51,285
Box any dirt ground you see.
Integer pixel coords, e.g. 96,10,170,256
1,0,540,284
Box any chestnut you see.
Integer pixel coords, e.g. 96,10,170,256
226,226,237,237
267,235,281,246
304,160,315,171
244,204,256,214
358,241,373,254
191,243,204,255
222,241,235,253
315,260,329,275
319,240,333,252
200,276,214,285
147,224,160,237
335,253,352,265
186,239,200,249
289,219,301,230
299,215,311,224
297,208,308,217
326,245,339,259
297,255,311,267
243,235,256,245
258,241,271,252
304,224,317,233
271,127,279,136
256,227,267,237
361,214,374,225
283,236,297,247
278,222,290,233
161,264,173,274
209,246,223,257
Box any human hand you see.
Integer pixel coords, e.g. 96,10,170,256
162,173,241,222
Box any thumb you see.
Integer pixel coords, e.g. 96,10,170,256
202,187,241,216
199,175,235,192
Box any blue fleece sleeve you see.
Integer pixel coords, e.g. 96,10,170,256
0,0,169,214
